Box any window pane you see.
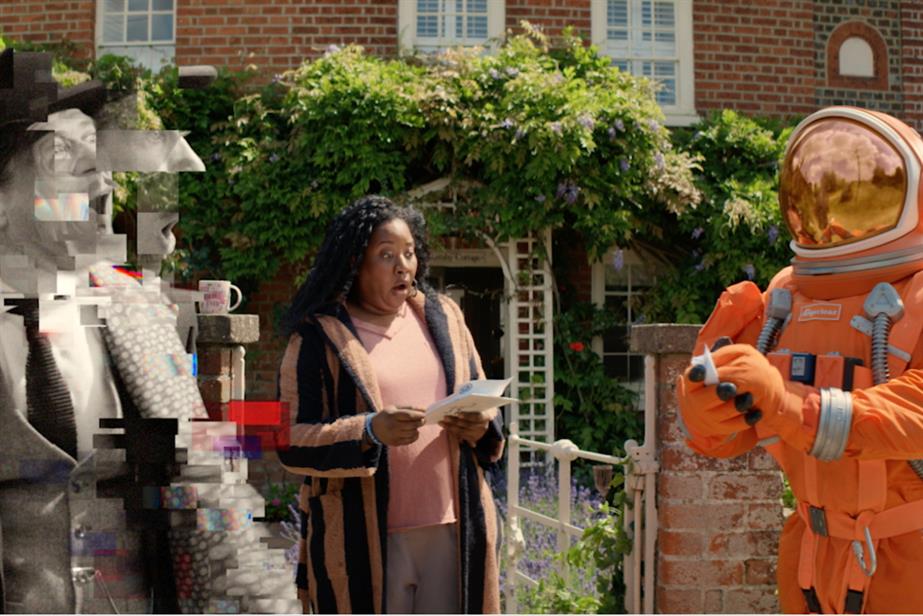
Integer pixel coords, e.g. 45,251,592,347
608,28,628,41
152,0,173,9
468,0,487,12
611,59,630,72
467,15,487,38
126,14,148,41
603,355,629,380
105,0,125,12
641,0,652,26
128,0,148,11
151,13,173,41
103,14,124,43
654,1,675,27
608,0,628,26
417,0,439,11
417,15,438,37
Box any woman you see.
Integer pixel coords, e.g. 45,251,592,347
277,195,504,614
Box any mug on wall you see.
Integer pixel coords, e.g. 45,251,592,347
198,280,243,314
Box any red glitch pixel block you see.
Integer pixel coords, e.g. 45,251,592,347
226,401,290,451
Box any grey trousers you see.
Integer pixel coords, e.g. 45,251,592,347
386,523,460,614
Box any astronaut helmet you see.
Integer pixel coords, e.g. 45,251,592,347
780,106,923,295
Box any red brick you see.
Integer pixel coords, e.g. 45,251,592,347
659,473,706,500
708,530,778,558
708,472,783,501
704,589,723,613
748,502,784,530
659,559,744,586
661,502,747,531
724,587,780,613
656,587,703,613
745,557,777,585
660,530,705,556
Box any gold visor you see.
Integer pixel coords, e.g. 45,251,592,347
780,118,908,249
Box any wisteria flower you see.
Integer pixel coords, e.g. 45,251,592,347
613,248,625,271
694,261,705,271
549,121,562,135
269,152,280,163
488,68,501,79
514,127,526,140
607,126,617,140
505,67,520,78
648,119,660,132
324,44,341,55
534,194,546,203
619,159,630,173
614,118,625,131
500,118,515,129
271,74,282,84
210,152,222,162
691,226,704,240
653,152,665,170
578,114,595,130
767,224,780,244
742,263,756,280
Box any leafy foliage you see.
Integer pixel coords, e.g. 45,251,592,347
641,110,798,323
129,26,699,288
554,302,642,461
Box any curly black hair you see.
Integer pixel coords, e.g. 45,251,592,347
284,195,432,334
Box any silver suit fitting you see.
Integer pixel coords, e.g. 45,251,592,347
810,388,853,462
863,283,904,385
756,288,792,355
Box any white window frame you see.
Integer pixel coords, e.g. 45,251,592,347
95,0,176,72
591,0,698,126
398,0,505,54
590,249,655,402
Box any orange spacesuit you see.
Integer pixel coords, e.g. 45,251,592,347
678,107,923,614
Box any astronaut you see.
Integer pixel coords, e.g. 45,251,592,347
678,106,923,614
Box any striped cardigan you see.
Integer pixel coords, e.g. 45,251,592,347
277,291,505,614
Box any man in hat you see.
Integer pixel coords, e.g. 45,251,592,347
0,49,297,613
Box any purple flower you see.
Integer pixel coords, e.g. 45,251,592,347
514,127,526,140
210,152,222,162
743,263,756,280
271,74,282,84
691,226,704,240
767,224,779,244
500,118,514,129
694,261,705,271
607,126,617,140
619,158,630,172
654,152,665,170
269,152,280,163
271,498,282,506
613,248,624,271
505,67,520,77
578,114,595,130
534,194,546,203
614,118,625,131
564,185,580,204
549,121,562,135
488,68,500,79
556,183,567,198
648,119,660,132
324,44,341,55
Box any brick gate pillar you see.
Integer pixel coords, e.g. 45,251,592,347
630,324,783,614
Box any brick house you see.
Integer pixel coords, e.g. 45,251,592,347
3,0,921,400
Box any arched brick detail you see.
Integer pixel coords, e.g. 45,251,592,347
827,20,889,91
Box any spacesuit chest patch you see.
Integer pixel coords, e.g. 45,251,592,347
798,302,842,322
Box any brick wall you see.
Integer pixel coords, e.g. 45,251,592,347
814,0,904,118
506,0,591,39
632,325,783,614
176,0,398,74
694,0,816,118
0,0,95,60
901,3,923,126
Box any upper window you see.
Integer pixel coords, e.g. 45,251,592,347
96,0,175,72
398,0,505,53
591,0,697,126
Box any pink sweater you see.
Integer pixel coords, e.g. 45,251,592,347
351,303,457,532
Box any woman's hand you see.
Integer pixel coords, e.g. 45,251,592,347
440,410,493,446
370,407,425,446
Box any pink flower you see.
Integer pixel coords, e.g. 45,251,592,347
271,498,282,506
569,341,585,352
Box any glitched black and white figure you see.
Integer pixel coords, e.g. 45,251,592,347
0,49,298,614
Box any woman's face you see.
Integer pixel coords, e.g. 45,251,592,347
353,217,418,316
